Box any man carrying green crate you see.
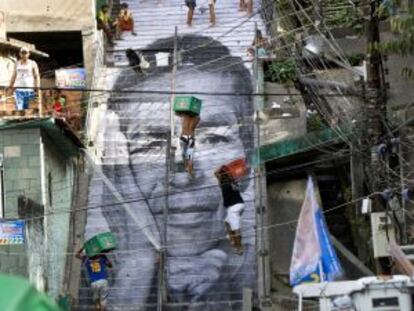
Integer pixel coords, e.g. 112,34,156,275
76,247,113,311
174,96,201,177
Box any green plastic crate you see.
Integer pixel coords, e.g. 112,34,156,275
0,274,62,311
173,96,202,115
84,232,117,257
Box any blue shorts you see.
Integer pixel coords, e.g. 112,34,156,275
15,90,35,110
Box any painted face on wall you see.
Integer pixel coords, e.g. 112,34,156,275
86,36,256,309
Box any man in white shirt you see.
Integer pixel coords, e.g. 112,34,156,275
8,47,41,111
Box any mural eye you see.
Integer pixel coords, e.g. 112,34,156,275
201,135,230,144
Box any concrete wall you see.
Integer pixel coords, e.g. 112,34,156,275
261,82,307,145
0,0,98,84
0,128,41,278
42,132,74,298
3,128,42,213
267,179,307,281
0,127,77,297
0,1,95,32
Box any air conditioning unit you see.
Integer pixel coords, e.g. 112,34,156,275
371,212,396,258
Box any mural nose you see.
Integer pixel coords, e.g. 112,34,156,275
169,170,205,188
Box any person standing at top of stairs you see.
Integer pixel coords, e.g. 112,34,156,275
185,0,217,26
239,0,253,15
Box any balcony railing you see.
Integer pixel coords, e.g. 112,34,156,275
0,88,83,132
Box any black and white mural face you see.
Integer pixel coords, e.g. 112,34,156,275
84,36,256,310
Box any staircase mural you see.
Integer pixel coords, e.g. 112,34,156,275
81,1,265,310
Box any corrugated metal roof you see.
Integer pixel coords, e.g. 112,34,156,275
260,127,348,163
0,38,49,58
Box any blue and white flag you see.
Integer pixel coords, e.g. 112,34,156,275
290,176,343,286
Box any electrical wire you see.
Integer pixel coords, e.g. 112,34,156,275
1,182,403,257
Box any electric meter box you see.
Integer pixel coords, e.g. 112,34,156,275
352,277,412,311
294,275,414,311
370,212,396,258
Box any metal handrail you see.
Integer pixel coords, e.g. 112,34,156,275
84,30,105,146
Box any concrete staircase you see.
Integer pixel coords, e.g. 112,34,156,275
107,0,263,68
81,1,265,310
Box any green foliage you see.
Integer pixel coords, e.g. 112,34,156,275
327,5,364,34
374,6,414,78
265,58,297,84
347,53,365,66
307,113,326,132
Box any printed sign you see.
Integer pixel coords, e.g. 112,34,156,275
0,220,25,245
55,68,87,89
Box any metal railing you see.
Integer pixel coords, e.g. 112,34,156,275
85,29,105,146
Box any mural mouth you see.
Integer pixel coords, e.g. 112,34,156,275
149,187,221,215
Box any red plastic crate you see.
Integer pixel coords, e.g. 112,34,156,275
222,158,248,181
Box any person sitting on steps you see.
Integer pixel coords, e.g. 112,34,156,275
179,113,200,177
247,29,270,59
215,166,244,255
117,3,137,36
97,5,118,46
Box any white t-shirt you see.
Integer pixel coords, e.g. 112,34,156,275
14,59,38,88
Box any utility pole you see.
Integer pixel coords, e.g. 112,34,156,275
158,26,178,311
157,133,171,311
365,0,385,148
157,25,179,311
253,22,272,311
363,0,389,273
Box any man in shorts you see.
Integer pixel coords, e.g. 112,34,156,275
185,0,196,26
8,47,41,111
76,247,113,311
185,0,216,26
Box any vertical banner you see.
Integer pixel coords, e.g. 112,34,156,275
0,219,25,245
290,176,343,286
389,241,414,278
